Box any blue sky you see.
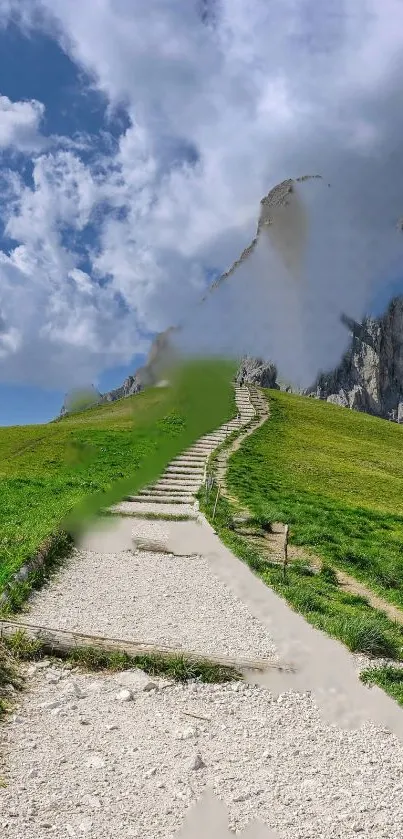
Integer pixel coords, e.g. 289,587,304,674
0,21,145,424
1,1,403,425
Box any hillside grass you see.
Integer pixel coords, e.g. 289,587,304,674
227,390,403,609
200,490,403,665
0,359,236,593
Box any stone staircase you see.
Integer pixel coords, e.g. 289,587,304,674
112,385,256,520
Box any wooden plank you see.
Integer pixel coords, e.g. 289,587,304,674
0,620,295,674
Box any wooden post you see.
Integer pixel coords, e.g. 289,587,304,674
212,483,220,520
283,524,289,580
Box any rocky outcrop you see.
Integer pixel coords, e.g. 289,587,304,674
205,174,321,299
305,297,403,421
100,374,142,405
239,297,403,423
236,357,279,390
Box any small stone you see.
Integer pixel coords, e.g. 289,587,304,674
82,794,102,810
106,724,119,732
233,791,251,803
78,818,93,833
79,717,90,726
86,754,106,769
27,768,38,779
46,676,60,686
51,707,66,716
35,661,51,670
145,767,157,778
114,669,157,692
63,682,86,700
40,699,64,711
188,753,205,771
176,726,197,741
116,689,133,702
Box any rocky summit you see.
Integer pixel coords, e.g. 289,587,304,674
304,297,403,422
240,297,403,423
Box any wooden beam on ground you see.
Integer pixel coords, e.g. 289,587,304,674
0,620,296,674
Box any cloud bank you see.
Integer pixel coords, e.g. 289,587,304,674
0,0,403,389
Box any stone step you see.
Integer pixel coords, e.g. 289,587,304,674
191,441,220,447
182,446,217,466
174,452,207,459
156,476,202,484
110,501,198,520
159,474,203,483
150,486,199,494
202,431,228,437
158,470,204,486
171,458,208,466
165,467,205,475
127,495,194,505
140,486,197,496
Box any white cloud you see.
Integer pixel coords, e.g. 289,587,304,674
0,94,46,152
1,0,403,389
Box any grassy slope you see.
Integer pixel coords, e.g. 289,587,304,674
198,388,403,681
228,390,403,609
0,359,236,591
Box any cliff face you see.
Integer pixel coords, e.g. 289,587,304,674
240,297,403,423
304,297,403,421
236,357,279,390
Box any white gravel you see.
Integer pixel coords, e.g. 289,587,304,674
4,386,403,837
2,665,403,839
22,549,276,660
352,653,403,674
110,501,198,517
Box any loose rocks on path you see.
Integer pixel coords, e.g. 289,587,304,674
21,549,276,660
1,667,403,839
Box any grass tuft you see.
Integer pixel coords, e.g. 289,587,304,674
319,564,339,586
360,666,403,706
338,618,400,659
2,634,241,684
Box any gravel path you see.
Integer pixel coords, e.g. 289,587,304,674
3,384,403,838
2,664,403,839
22,549,276,660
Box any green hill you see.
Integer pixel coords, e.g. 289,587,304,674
0,360,236,594
228,390,403,608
